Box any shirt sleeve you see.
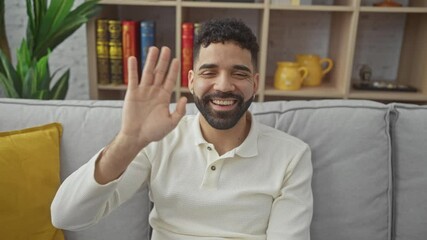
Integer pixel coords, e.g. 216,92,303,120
50,148,151,231
266,145,313,240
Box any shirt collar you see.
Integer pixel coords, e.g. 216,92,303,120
192,112,259,158
193,113,207,146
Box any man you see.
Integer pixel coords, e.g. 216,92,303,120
51,18,313,239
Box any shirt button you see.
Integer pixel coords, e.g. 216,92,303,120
211,166,216,171
207,146,212,151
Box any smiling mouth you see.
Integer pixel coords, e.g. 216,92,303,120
211,99,236,106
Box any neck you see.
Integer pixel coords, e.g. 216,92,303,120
199,112,251,156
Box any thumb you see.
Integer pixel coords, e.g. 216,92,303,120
171,97,187,125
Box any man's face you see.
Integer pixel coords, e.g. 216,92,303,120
189,42,259,130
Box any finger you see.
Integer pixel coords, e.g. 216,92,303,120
141,47,159,85
163,58,179,93
153,47,171,86
127,56,138,89
171,97,187,125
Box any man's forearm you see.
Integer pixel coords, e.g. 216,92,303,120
94,133,148,184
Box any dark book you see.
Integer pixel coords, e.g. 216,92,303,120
181,22,194,87
108,20,123,85
122,20,140,85
140,21,155,72
95,19,110,85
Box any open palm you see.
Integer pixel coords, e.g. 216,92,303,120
120,47,187,149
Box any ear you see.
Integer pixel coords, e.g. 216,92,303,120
253,73,260,95
188,70,195,93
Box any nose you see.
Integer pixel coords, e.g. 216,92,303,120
213,73,235,92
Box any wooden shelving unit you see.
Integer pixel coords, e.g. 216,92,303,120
86,0,427,103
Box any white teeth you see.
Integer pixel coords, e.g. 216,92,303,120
212,100,234,106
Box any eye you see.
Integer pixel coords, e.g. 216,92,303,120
199,71,216,78
233,72,250,80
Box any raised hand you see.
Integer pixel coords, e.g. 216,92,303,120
95,47,187,184
119,46,187,149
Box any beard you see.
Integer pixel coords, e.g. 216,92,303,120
193,91,253,130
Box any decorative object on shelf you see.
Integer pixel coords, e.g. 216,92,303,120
96,19,110,85
373,0,402,7
353,81,417,92
122,20,139,85
353,64,416,92
296,54,333,87
359,64,372,84
140,20,155,73
0,0,100,99
274,61,308,91
181,22,194,87
108,20,123,85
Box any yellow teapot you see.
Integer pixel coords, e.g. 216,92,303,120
296,54,334,86
274,62,308,91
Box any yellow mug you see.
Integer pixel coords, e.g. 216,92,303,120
274,62,308,91
296,54,334,86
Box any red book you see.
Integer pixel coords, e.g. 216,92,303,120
122,21,140,85
181,22,194,87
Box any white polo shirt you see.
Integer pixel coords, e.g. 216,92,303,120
52,113,313,240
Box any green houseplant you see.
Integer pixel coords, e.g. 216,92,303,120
0,0,100,99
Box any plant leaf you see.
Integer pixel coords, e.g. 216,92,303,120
22,66,36,99
16,39,31,87
33,0,101,59
0,48,21,95
34,0,74,57
35,90,49,99
34,0,47,30
35,53,50,91
50,69,69,100
0,72,20,98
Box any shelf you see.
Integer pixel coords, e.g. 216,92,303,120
182,1,264,9
86,0,427,103
359,7,427,13
269,5,354,12
349,90,427,102
98,84,127,91
99,0,177,7
263,82,343,99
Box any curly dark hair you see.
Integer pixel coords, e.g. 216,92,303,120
193,18,259,68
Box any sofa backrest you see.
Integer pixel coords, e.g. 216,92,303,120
250,100,392,240
0,99,151,240
1,98,426,240
390,103,427,240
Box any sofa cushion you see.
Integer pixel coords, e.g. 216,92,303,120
249,100,392,240
0,123,64,240
0,99,151,240
391,104,427,240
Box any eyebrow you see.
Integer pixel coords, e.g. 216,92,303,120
233,65,252,73
198,64,252,73
198,64,218,71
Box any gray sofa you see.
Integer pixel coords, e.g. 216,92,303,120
1,98,426,240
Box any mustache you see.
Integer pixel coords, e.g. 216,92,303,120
202,91,244,102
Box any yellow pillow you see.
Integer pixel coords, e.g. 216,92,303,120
0,123,65,240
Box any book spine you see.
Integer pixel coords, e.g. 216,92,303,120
122,20,139,85
140,21,155,72
96,19,110,85
181,22,194,87
108,20,123,85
